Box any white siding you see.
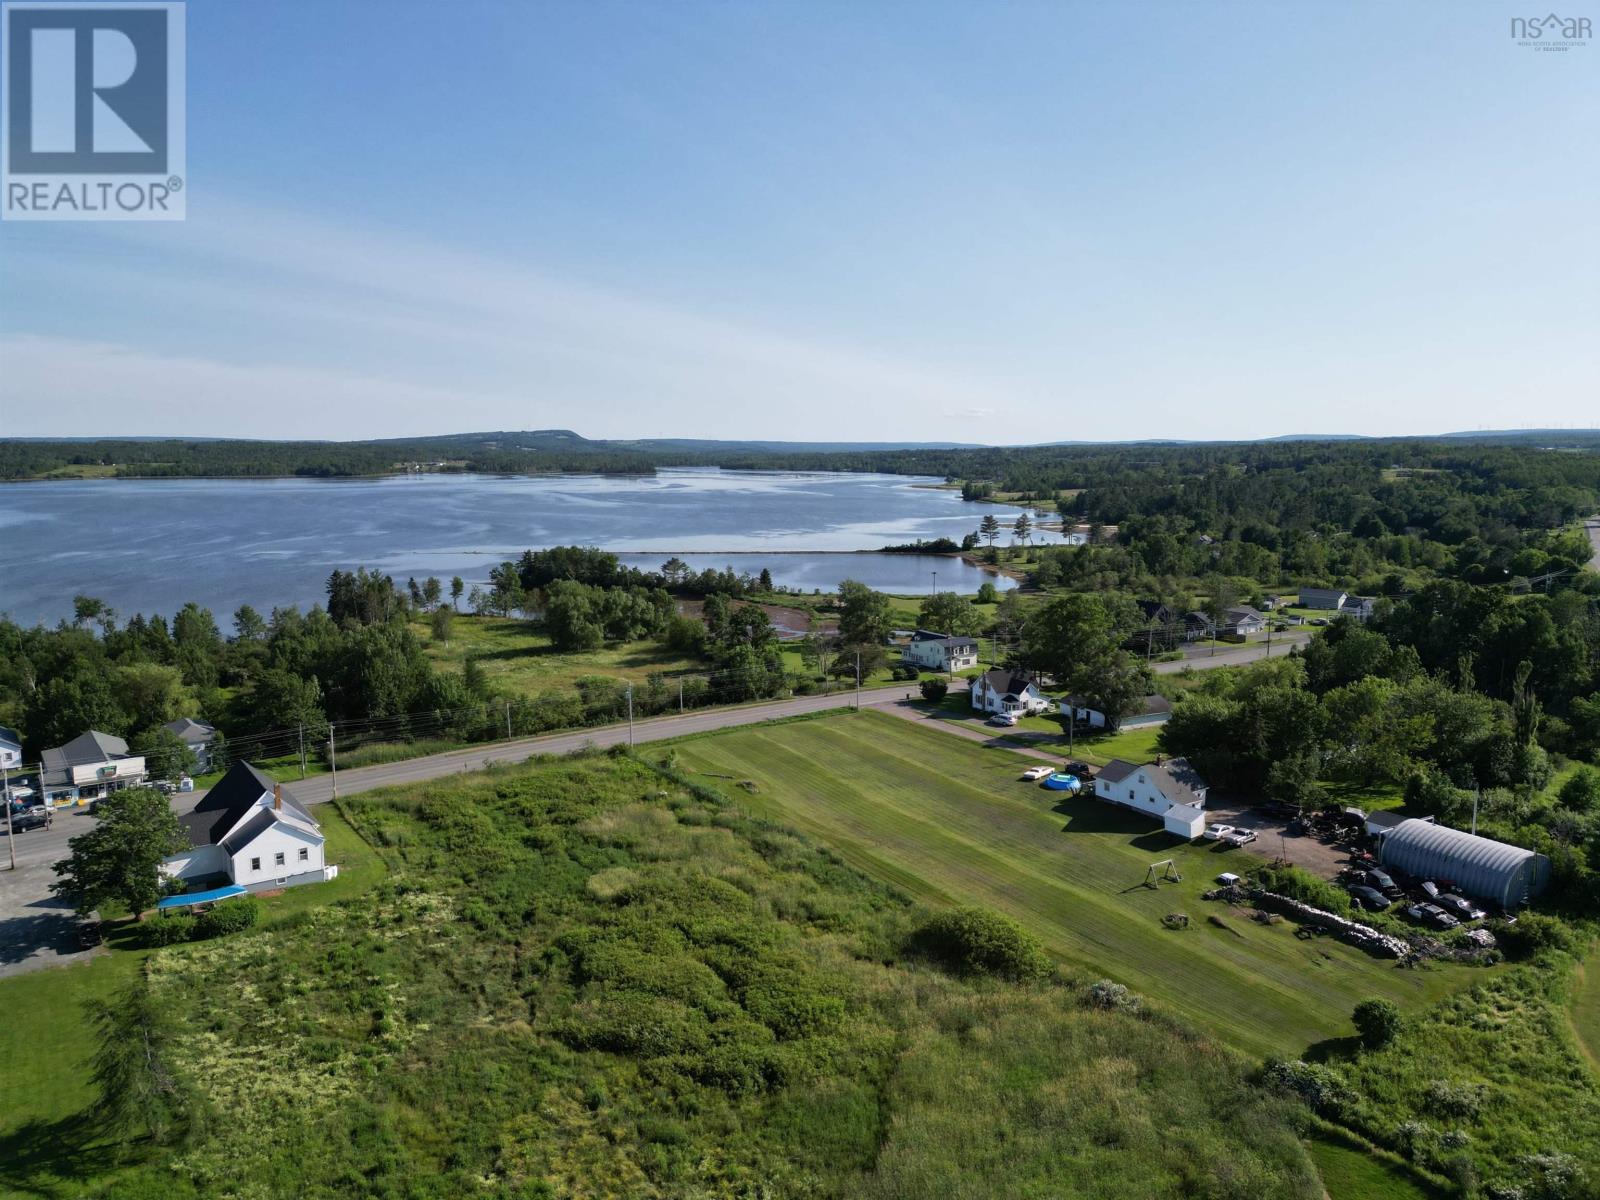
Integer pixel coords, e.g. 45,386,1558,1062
230,823,324,887
1164,804,1206,839
162,843,228,882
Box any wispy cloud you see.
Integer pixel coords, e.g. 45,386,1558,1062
2,198,1014,438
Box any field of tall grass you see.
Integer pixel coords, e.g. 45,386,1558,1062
0,749,1327,1198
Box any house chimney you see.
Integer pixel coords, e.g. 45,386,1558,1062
273,783,282,812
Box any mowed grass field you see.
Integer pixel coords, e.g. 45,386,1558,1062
674,710,1475,1059
1569,947,1600,1071
414,613,705,695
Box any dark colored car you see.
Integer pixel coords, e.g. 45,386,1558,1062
1365,868,1401,897
77,921,103,949
1349,885,1391,911
1061,760,1093,778
1437,894,1486,921
1406,903,1460,931
4,808,51,833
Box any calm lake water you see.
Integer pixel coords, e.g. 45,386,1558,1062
0,470,1060,626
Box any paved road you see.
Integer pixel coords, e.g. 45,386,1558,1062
0,631,1304,977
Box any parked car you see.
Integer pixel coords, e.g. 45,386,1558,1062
1348,885,1391,911
1436,894,1486,921
1020,765,1052,782
155,780,177,795
1061,760,1093,778
1406,903,1460,931
1420,881,1440,899
4,808,50,834
1202,823,1234,842
77,921,103,949
988,713,1018,727
1310,617,1330,626
1223,827,1258,847
1366,868,1401,897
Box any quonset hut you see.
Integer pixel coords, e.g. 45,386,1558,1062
1377,819,1550,910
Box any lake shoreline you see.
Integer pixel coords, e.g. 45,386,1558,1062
1,469,1036,625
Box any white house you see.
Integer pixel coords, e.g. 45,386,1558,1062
1224,605,1267,636
164,762,335,894
1340,596,1376,622
902,629,979,673
0,726,21,770
164,717,219,772
1094,756,1209,838
969,669,1049,717
40,731,146,805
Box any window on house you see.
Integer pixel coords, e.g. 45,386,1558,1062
298,847,309,862
250,857,260,871
1128,789,1134,800
274,851,285,867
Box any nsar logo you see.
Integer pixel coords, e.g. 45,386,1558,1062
2,1,186,220
1510,11,1592,50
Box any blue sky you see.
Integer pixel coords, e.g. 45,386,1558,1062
1,0,1595,441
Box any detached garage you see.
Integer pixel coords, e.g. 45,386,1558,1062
1378,819,1550,910
1163,803,1206,840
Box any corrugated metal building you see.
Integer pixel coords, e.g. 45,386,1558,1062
1377,819,1550,909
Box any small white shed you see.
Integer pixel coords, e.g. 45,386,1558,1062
1164,803,1206,839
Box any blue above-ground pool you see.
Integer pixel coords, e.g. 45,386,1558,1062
1042,773,1082,793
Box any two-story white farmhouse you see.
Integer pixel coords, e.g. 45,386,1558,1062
901,629,979,673
969,669,1049,717
1093,756,1209,838
163,762,335,894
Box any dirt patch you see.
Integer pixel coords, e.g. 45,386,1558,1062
1201,797,1353,878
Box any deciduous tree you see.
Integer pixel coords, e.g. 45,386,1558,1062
52,787,186,919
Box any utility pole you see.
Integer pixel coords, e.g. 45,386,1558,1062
626,684,635,747
298,725,306,779
855,650,862,711
327,726,339,802
505,701,512,741
1471,788,1480,836
931,569,937,597
3,759,13,871
678,678,684,713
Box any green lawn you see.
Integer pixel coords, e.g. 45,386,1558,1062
923,693,1166,763
414,613,706,697
1570,947,1600,1071
1308,1134,1437,1200
672,710,1476,1059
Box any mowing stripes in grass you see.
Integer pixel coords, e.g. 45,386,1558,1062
675,711,1476,1059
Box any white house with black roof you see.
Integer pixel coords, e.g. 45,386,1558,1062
969,669,1049,716
1094,756,1209,838
902,629,979,673
163,762,334,893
